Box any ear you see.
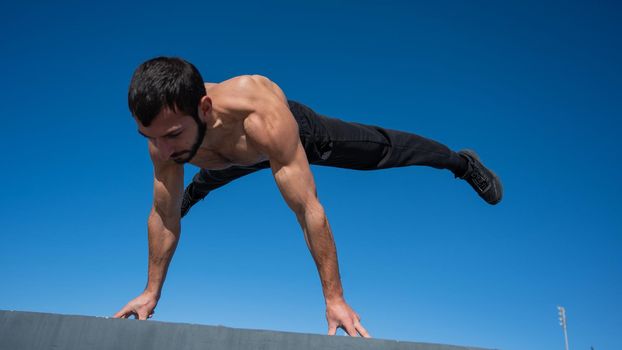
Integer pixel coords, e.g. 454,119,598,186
198,95,212,120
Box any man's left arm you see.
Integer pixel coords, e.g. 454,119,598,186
242,78,370,337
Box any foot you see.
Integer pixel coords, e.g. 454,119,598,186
457,149,503,205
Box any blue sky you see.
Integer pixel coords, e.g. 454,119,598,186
1,1,620,349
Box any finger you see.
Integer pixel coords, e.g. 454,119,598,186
327,324,337,336
113,306,130,319
343,324,359,337
138,312,148,321
355,322,371,338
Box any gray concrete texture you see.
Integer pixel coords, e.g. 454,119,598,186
0,310,495,350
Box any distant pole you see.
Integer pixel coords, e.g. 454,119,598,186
557,306,570,350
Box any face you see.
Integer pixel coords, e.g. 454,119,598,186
137,107,206,164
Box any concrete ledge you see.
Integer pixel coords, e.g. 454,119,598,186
0,310,493,350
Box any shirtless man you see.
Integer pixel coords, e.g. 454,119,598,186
113,57,502,338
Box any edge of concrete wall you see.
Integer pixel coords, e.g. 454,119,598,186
0,310,497,350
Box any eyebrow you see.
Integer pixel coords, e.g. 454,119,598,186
138,127,182,139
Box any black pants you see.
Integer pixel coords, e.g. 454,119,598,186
181,100,465,217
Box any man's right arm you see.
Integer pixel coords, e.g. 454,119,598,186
114,145,183,320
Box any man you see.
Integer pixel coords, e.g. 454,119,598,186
113,57,502,338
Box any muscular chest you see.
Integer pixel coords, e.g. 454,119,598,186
191,124,268,170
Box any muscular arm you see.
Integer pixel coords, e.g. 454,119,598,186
243,76,369,337
265,130,344,301
146,142,184,298
114,143,183,320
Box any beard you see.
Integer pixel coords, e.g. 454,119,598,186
172,117,207,164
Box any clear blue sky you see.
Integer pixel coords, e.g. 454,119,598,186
1,1,620,349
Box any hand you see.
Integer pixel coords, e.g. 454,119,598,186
325,298,370,338
113,292,159,320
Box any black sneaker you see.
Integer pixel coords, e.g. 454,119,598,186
457,149,503,205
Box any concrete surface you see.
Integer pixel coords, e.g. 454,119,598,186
0,310,495,350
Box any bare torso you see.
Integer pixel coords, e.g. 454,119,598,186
188,79,274,170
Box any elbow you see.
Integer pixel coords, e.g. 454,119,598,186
148,207,181,236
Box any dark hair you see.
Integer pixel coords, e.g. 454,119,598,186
128,57,206,127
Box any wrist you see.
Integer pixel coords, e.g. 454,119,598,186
324,294,345,305
143,288,161,300
322,282,344,305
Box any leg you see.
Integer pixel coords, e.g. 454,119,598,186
182,100,500,217
289,100,502,204
289,100,467,175
181,161,270,217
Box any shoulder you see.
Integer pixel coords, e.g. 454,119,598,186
227,74,278,90
242,84,298,160
205,75,286,119
217,75,286,107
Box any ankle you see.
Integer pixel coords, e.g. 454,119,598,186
453,153,469,178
